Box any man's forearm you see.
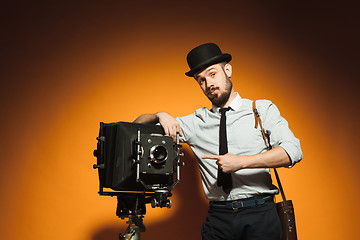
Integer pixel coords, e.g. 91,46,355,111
132,114,159,124
202,146,292,173
132,112,183,140
241,146,292,169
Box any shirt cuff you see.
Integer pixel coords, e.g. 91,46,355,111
278,141,303,168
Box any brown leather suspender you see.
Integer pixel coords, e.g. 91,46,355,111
252,100,297,238
252,101,288,204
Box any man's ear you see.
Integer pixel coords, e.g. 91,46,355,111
224,63,232,78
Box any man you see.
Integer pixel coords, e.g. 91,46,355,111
133,43,303,240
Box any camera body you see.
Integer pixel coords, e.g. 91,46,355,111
94,121,181,192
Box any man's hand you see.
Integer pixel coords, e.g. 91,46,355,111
156,112,183,141
202,153,245,173
133,112,183,142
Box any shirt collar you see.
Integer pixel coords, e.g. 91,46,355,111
212,92,243,114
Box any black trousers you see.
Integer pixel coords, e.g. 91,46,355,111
201,200,282,240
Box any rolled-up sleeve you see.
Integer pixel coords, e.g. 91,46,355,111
260,100,303,167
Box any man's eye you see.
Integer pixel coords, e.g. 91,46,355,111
210,72,216,77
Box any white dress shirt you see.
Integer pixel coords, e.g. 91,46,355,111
176,93,303,201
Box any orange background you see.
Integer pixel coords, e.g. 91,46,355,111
1,1,359,239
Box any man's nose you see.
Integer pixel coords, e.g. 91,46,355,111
205,77,214,88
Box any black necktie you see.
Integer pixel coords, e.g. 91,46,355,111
217,107,233,194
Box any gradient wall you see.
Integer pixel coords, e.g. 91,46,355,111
1,1,359,239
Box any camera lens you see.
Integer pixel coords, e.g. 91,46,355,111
150,145,168,163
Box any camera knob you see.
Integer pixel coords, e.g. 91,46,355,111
93,164,104,169
96,136,105,141
166,199,172,208
93,149,98,157
177,162,185,167
151,198,158,208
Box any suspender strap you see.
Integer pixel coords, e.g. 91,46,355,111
252,101,270,151
252,101,288,206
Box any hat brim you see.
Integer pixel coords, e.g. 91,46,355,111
185,53,232,77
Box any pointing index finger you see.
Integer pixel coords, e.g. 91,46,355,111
202,155,220,160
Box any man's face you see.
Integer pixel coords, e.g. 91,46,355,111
194,63,233,107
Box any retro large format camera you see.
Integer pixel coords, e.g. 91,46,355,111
93,121,184,239
93,121,183,192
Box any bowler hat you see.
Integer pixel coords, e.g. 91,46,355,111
185,43,232,77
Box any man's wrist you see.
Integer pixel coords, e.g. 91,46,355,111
237,155,253,170
155,112,161,120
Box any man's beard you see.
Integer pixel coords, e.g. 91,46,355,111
207,75,233,107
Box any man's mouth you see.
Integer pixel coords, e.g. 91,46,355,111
208,87,219,96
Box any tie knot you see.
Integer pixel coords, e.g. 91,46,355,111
219,107,231,115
